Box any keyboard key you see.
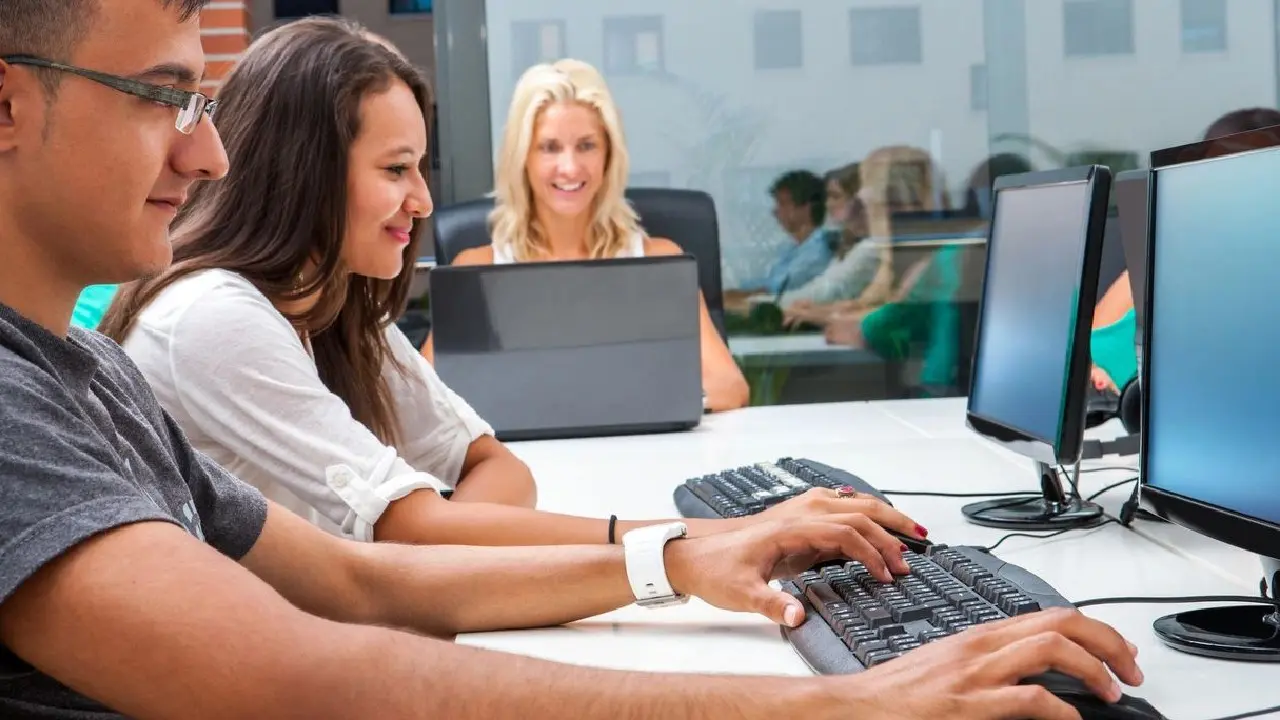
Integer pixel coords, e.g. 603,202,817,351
877,624,908,639
888,635,919,652
853,639,890,665
1003,595,1042,616
865,650,898,667
686,480,733,511
892,604,933,623
804,583,846,617
918,629,951,644
843,628,877,649
860,607,894,629
794,571,822,591
831,612,864,636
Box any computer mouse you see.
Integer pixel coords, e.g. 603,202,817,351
1024,672,1167,720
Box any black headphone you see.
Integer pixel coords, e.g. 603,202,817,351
1118,376,1141,435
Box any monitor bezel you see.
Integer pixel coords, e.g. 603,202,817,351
1139,130,1280,557
966,165,1113,466
1112,168,1150,334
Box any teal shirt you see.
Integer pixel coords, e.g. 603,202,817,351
1090,308,1138,389
71,285,119,331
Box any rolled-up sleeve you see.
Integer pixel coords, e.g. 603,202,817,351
382,326,494,488
162,286,455,542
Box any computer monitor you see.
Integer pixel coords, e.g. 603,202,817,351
962,166,1113,531
1140,125,1280,661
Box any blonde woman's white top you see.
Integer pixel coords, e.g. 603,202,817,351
491,230,646,263
778,238,886,306
120,269,494,541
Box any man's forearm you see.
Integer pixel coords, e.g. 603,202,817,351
450,455,537,508
355,517,750,635
297,621,833,720
352,541,635,634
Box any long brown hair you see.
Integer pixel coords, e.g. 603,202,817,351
101,16,431,445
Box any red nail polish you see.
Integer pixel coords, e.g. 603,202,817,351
900,544,909,552
915,524,929,538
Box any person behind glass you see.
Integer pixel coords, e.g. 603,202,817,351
724,169,833,313
98,24,891,548
419,58,750,412
958,153,1032,220
784,146,943,330
819,150,977,393
772,161,884,318
1089,106,1280,394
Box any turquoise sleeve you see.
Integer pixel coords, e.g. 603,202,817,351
71,285,120,331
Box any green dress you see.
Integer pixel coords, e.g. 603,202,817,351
859,246,964,392
71,284,119,331
1090,308,1138,389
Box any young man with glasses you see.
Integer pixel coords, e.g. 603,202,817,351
0,1,1143,717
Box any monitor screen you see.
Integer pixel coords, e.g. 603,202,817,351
968,179,1093,452
1145,146,1280,529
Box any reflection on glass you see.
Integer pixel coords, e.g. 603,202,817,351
469,0,1280,404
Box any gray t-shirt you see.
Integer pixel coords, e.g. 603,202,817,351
0,303,268,718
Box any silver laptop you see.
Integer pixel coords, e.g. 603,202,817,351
429,255,703,441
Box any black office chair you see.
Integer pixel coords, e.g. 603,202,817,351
431,196,495,266
431,188,728,340
625,188,726,340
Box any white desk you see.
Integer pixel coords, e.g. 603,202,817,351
728,334,881,369
461,399,1277,718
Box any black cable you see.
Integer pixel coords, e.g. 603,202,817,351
884,465,1135,502
1074,594,1280,610
881,490,1038,498
980,518,1117,554
1086,477,1138,502
1202,703,1280,720
1059,462,1084,501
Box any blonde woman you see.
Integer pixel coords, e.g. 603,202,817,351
784,146,945,328
422,59,749,411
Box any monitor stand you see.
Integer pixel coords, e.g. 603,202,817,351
961,460,1106,531
961,433,1136,531
1152,557,1280,661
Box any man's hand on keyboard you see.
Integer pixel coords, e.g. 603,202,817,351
757,487,929,543
664,515,911,627
833,607,1145,719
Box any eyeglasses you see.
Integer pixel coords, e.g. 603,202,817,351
0,54,216,134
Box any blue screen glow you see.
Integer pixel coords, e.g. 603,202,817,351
969,181,1090,446
1147,147,1280,525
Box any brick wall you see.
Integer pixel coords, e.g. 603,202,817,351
199,1,253,94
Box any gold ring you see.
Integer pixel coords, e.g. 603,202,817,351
836,485,858,499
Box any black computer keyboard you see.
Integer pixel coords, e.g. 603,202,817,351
672,457,891,519
672,458,1075,674
782,546,1073,674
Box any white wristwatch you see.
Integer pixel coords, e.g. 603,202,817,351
622,521,690,608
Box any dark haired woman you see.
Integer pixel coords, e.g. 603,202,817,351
101,16,926,549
